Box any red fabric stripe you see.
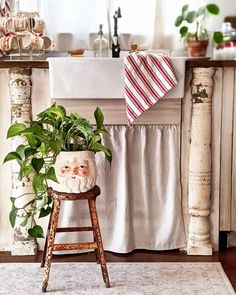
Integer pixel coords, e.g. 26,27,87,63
161,56,177,86
138,54,168,93
149,55,176,87
127,55,161,100
125,66,153,107
126,101,137,121
125,85,146,113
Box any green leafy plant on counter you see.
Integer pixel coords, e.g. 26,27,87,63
175,3,223,44
4,103,112,238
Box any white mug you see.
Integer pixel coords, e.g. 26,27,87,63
0,35,18,51
22,32,43,50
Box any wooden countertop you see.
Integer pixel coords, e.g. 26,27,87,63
1,59,236,69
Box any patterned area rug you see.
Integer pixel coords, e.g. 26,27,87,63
0,262,235,295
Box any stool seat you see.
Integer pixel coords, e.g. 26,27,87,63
41,185,110,292
48,185,101,200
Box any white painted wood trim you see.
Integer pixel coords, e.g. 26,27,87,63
187,67,215,255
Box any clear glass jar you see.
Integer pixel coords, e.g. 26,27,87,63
93,24,108,58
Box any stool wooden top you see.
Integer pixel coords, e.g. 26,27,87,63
48,185,101,201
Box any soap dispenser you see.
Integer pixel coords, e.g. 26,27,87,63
93,24,108,58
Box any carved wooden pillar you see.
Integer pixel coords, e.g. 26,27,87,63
187,67,215,255
9,68,38,255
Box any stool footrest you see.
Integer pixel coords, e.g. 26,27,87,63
53,242,97,251
56,227,93,233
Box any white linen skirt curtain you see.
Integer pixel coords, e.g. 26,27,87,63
56,125,186,253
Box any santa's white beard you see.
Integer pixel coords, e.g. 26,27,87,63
61,175,95,193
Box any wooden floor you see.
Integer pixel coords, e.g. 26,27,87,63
0,248,236,291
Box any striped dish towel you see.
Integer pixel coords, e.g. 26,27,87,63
124,52,177,124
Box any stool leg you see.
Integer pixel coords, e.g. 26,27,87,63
42,199,60,292
41,202,54,268
88,199,110,288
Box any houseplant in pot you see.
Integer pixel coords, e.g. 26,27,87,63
175,3,223,57
4,103,112,238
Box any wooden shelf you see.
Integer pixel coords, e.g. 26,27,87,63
1,59,236,69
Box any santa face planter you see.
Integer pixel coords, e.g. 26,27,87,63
50,151,97,193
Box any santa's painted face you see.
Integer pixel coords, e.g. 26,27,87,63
58,158,89,178
52,153,97,193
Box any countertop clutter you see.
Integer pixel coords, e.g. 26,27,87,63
0,11,54,59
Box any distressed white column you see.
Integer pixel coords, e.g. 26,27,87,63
187,67,215,256
9,68,38,255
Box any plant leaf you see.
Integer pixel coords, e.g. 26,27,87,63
213,31,223,44
206,4,219,15
16,145,26,159
94,107,104,129
3,152,21,163
39,206,52,218
10,197,16,205
179,26,188,38
196,6,205,17
186,11,195,23
182,4,189,17
28,225,44,238
7,123,26,138
9,208,17,228
24,147,37,159
89,142,112,165
46,167,58,183
32,174,44,193
175,15,183,27
20,215,29,227
25,134,39,148
31,158,44,173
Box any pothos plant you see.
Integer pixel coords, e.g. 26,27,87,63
4,104,112,238
175,3,223,44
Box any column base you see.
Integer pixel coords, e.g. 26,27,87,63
187,241,213,256
11,239,38,256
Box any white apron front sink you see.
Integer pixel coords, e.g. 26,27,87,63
47,57,187,99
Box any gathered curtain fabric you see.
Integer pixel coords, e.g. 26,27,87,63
55,125,186,253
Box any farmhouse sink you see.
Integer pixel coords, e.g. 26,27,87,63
47,57,187,99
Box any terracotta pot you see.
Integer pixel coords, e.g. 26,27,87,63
49,151,97,193
187,40,209,57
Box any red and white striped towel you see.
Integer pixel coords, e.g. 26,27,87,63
124,52,177,124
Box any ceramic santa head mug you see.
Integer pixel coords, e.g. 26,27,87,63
50,151,97,193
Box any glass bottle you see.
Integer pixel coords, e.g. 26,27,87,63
93,24,108,58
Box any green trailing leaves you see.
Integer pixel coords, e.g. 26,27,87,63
31,158,44,173
46,167,58,183
28,225,44,238
3,152,21,163
20,215,29,227
9,208,17,228
94,107,104,130
39,206,52,218
4,103,112,239
7,123,26,138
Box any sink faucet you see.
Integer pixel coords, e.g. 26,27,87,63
112,7,122,58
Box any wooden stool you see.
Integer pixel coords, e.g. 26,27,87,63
41,185,110,292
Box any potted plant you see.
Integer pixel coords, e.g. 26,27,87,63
4,103,112,238
175,3,223,57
